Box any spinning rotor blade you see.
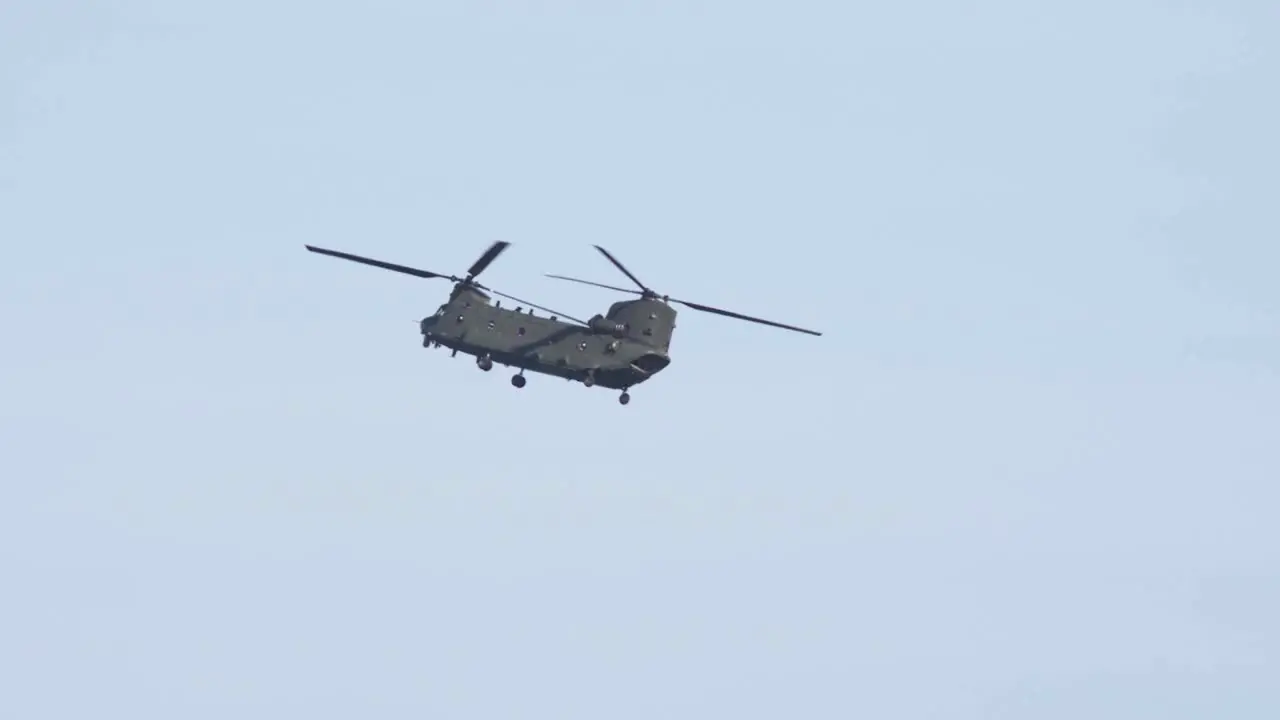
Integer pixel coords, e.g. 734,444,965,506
488,289,588,326
465,240,510,281
305,243,582,325
592,245,652,293
548,245,822,336
669,297,823,336
305,245,454,281
544,274,643,296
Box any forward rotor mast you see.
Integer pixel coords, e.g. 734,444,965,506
546,245,822,337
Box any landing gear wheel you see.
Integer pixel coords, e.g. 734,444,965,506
619,392,630,405
511,374,526,388
583,373,595,387
477,356,493,371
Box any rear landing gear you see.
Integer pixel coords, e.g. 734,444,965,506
477,355,493,371
619,391,630,405
511,373,525,388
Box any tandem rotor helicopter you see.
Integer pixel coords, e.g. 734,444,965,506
304,241,821,405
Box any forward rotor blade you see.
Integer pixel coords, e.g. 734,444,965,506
488,289,588,325
305,245,454,281
592,245,651,293
545,274,643,296
466,240,510,280
671,298,823,336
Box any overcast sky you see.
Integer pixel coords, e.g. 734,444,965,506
2,1,1277,717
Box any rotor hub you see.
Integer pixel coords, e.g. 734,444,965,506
543,244,822,336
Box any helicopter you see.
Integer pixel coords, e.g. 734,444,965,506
304,241,821,404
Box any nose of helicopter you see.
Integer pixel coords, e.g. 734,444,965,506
632,352,670,374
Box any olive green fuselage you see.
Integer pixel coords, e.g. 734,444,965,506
420,286,674,390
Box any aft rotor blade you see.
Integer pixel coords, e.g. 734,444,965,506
305,245,454,281
592,245,651,293
672,298,823,336
489,289,588,325
545,274,643,296
465,240,510,280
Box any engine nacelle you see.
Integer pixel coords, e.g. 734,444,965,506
587,314,627,337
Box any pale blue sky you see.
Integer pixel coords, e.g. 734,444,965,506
2,1,1277,717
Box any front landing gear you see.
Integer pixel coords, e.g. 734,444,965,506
511,373,526,388
619,391,630,405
